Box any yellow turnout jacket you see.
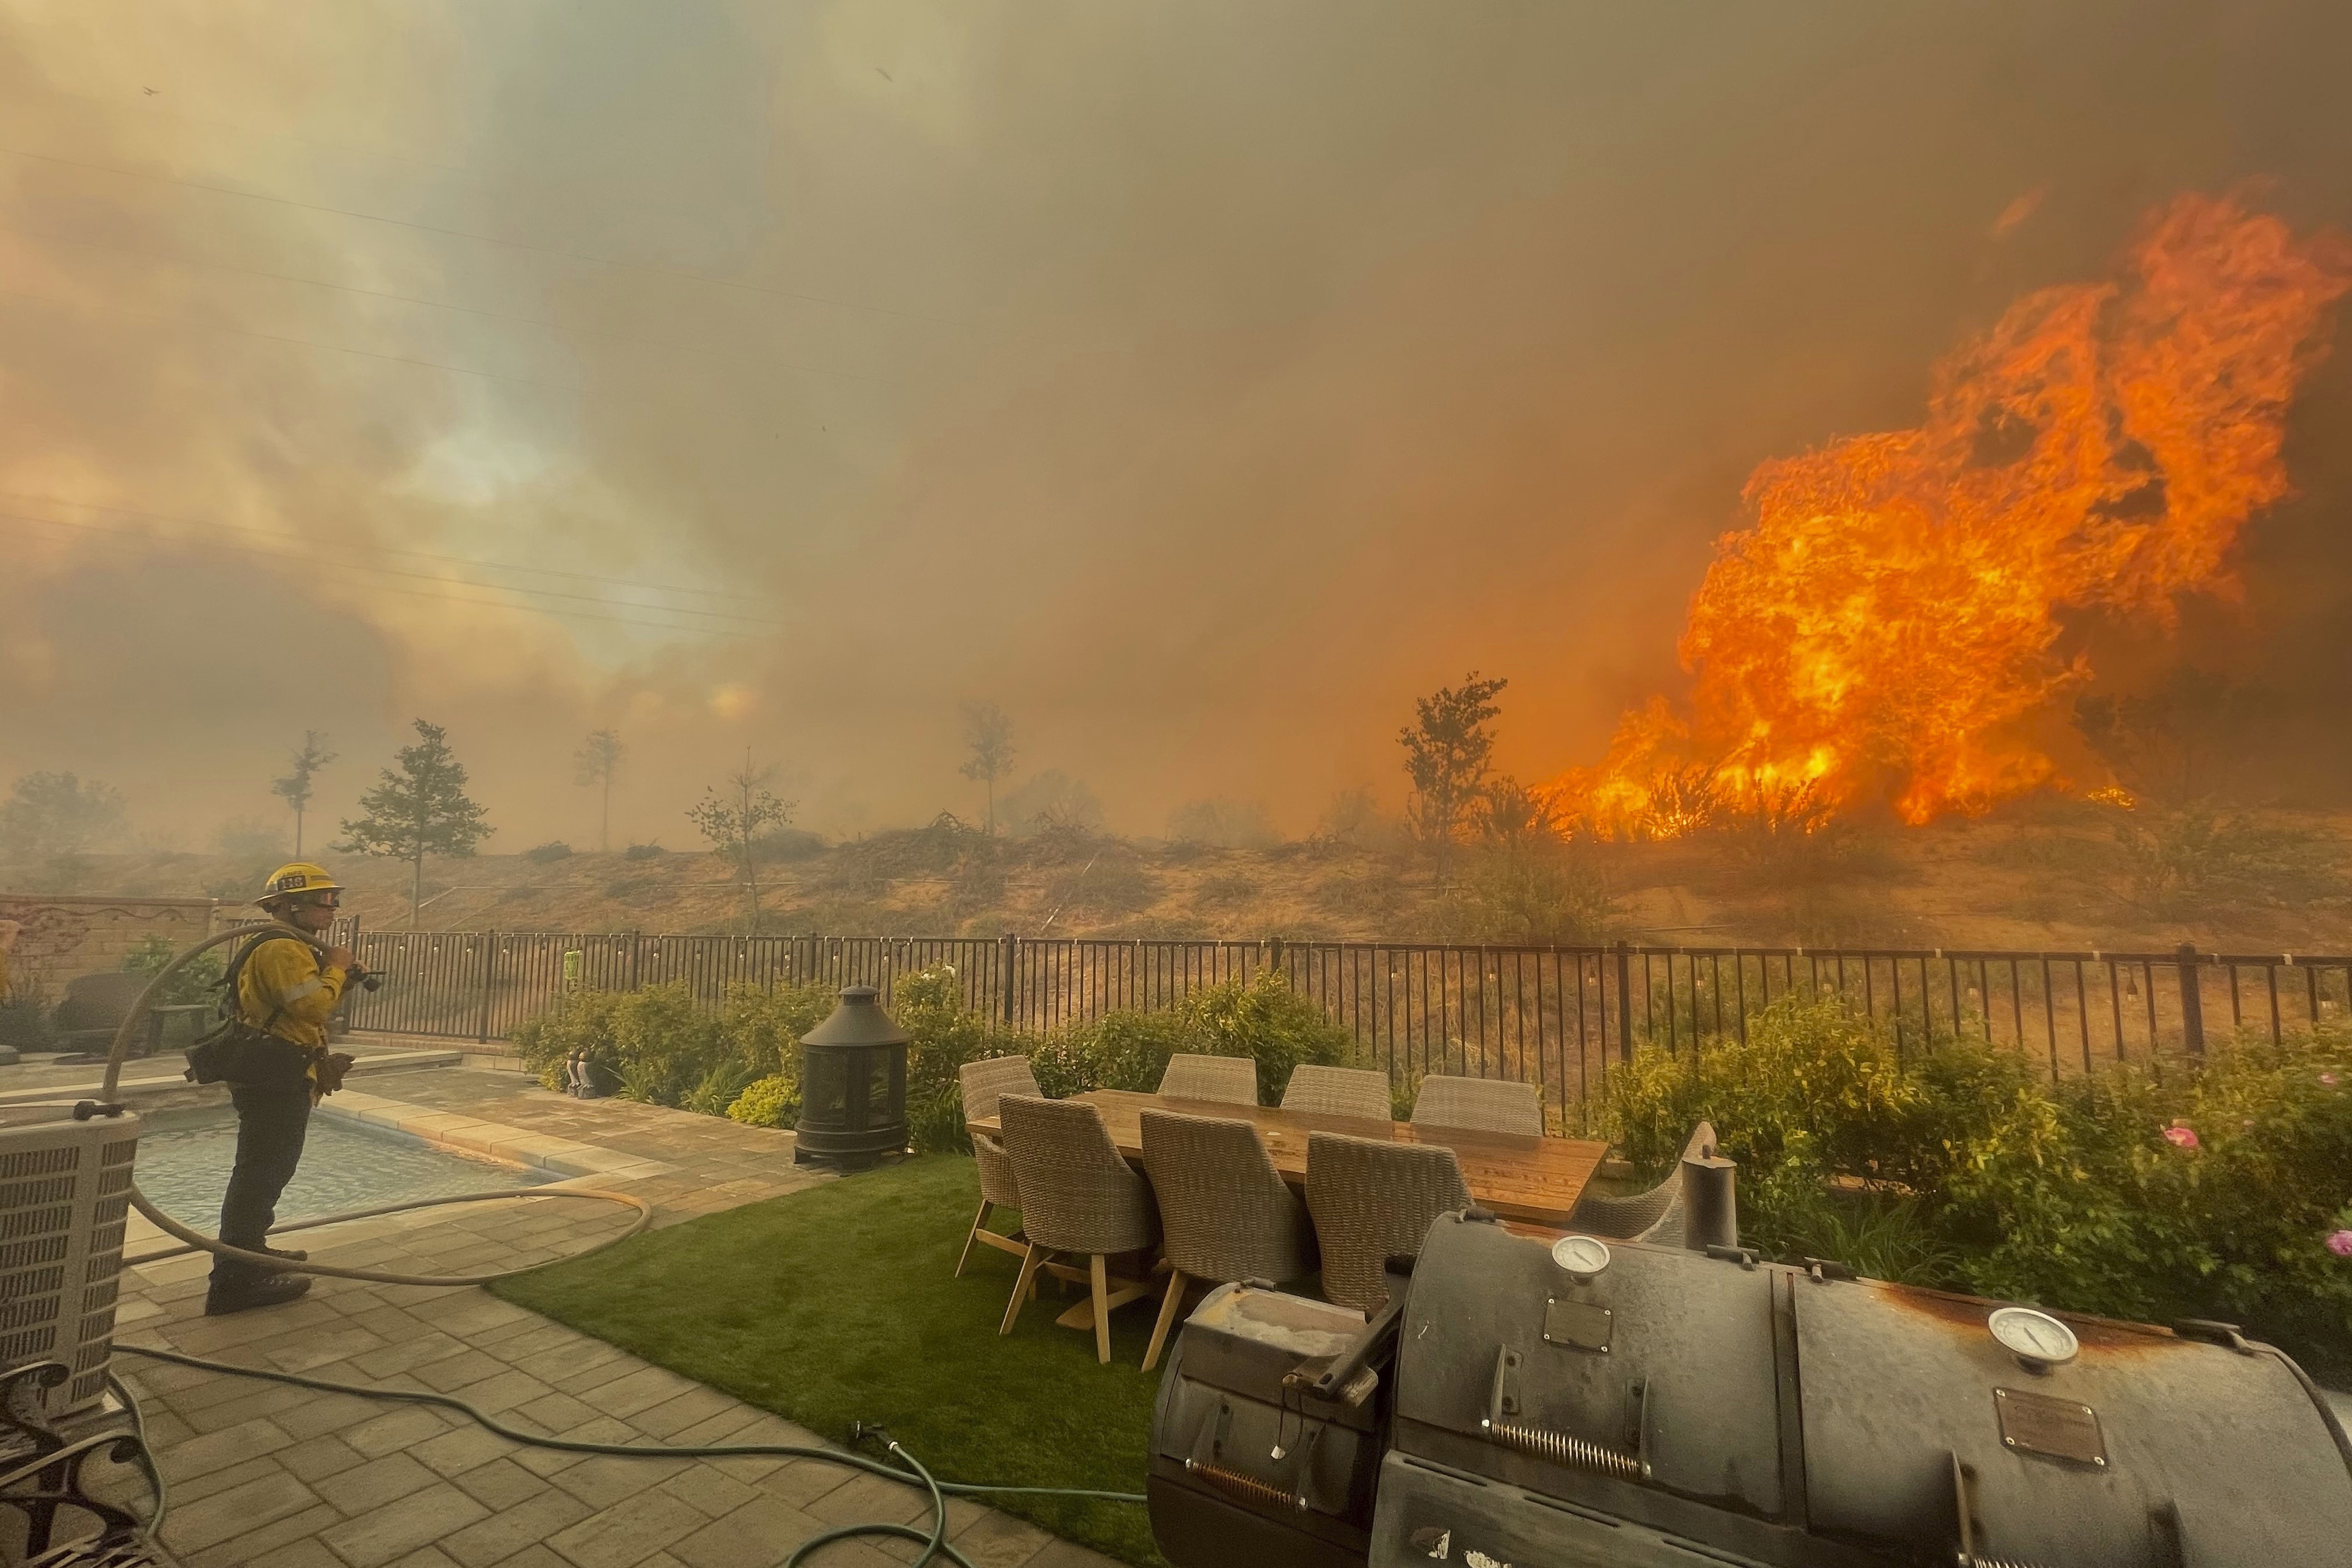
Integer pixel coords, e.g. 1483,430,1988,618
236,937,348,1062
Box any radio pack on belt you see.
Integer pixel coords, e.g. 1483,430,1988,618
1149,1209,2352,1568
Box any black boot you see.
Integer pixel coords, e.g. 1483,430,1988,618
256,1242,309,1262
205,1267,312,1317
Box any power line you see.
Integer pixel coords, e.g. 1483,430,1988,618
0,225,892,391
0,511,784,637
27,83,473,178
0,217,560,330
0,142,974,330
0,283,572,390
0,489,777,605
0,507,779,626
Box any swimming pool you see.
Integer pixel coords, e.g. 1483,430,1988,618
134,1108,552,1230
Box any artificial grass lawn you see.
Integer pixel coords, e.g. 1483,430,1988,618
492,1155,1170,1567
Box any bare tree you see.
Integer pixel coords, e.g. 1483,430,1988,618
687,751,795,933
271,732,337,857
958,702,1017,835
1398,672,1509,888
574,729,628,852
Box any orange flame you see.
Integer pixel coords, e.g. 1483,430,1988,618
1556,193,2352,837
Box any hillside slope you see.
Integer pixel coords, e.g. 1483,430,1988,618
20,803,2350,956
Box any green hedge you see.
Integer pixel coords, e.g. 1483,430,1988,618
1606,995,2352,1382
512,967,1352,1158
512,979,836,1118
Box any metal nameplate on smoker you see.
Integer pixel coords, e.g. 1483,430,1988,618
1543,1297,1612,1353
1994,1387,2107,1466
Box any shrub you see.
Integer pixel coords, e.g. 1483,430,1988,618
1030,1009,1196,1101
512,979,834,1118
524,841,574,863
1606,995,1929,1185
728,1073,800,1129
1030,971,1349,1108
121,932,228,1009
623,842,667,860
1605,998,2352,1383
890,964,999,1154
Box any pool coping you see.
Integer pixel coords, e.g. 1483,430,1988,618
316,1086,678,1182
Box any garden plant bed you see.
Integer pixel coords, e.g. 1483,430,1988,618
494,1154,1169,1567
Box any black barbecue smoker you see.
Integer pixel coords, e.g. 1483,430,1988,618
792,984,909,1170
1147,1212,2352,1568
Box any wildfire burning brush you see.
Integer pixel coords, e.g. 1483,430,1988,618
1555,192,2352,839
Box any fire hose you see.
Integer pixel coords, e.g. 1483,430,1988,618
65,926,1143,1566
99,922,652,1287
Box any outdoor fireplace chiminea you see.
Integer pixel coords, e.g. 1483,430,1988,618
793,984,909,1170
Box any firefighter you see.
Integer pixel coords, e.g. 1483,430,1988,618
205,862,363,1316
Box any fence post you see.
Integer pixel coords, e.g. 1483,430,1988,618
628,930,642,992
1000,933,1017,1028
478,930,498,1045
2177,942,2206,1056
1614,941,1635,1063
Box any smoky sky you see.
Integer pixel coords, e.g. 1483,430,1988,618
2,0,2349,853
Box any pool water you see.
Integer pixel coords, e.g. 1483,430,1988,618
135,1110,552,1230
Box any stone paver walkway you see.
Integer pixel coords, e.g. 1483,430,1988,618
94,1068,1121,1568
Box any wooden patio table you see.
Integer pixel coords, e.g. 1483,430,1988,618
965,1087,1607,1229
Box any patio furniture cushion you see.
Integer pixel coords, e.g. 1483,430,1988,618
1156,1052,1258,1106
1410,1074,1543,1136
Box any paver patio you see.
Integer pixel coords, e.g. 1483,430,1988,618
89,1059,1123,1568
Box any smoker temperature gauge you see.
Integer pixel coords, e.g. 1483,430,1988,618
1988,1307,2079,1372
1550,1235,1612,1282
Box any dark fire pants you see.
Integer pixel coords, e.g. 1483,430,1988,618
213,1080,312,1280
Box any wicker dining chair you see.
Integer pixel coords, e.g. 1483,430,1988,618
1304,1132,1474,1314
998,1095,1161,1363
1410,1074,1544,1136
955,1055,1042,1277
1566,1120,1717,1248
1157,1052,1259,1106
1280,1065,1393,1122
1138,1110,1317,1371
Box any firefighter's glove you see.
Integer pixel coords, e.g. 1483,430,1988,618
317,1052,357,1097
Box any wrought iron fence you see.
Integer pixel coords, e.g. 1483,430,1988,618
338,926,2352,1126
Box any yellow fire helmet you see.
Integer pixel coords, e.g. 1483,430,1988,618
257,862,344,906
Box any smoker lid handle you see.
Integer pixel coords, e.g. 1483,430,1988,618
1301,1293,1405,1404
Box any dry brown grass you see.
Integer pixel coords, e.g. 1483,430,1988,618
30,804,2352,953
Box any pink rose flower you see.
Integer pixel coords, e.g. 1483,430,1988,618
2329,1231,2352,1259
2162,1125,2200,1150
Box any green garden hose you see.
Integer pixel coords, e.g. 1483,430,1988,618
113,1343,1144,1567
100,923,653,1287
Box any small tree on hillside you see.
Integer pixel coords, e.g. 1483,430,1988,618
958,702,1016,835
688,752,795,934
1398,672,1509,888
574,728,627,852
0,773,127,867
271,731,336,856
337,720,493,928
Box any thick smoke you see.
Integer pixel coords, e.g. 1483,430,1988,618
2,0,2349,856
